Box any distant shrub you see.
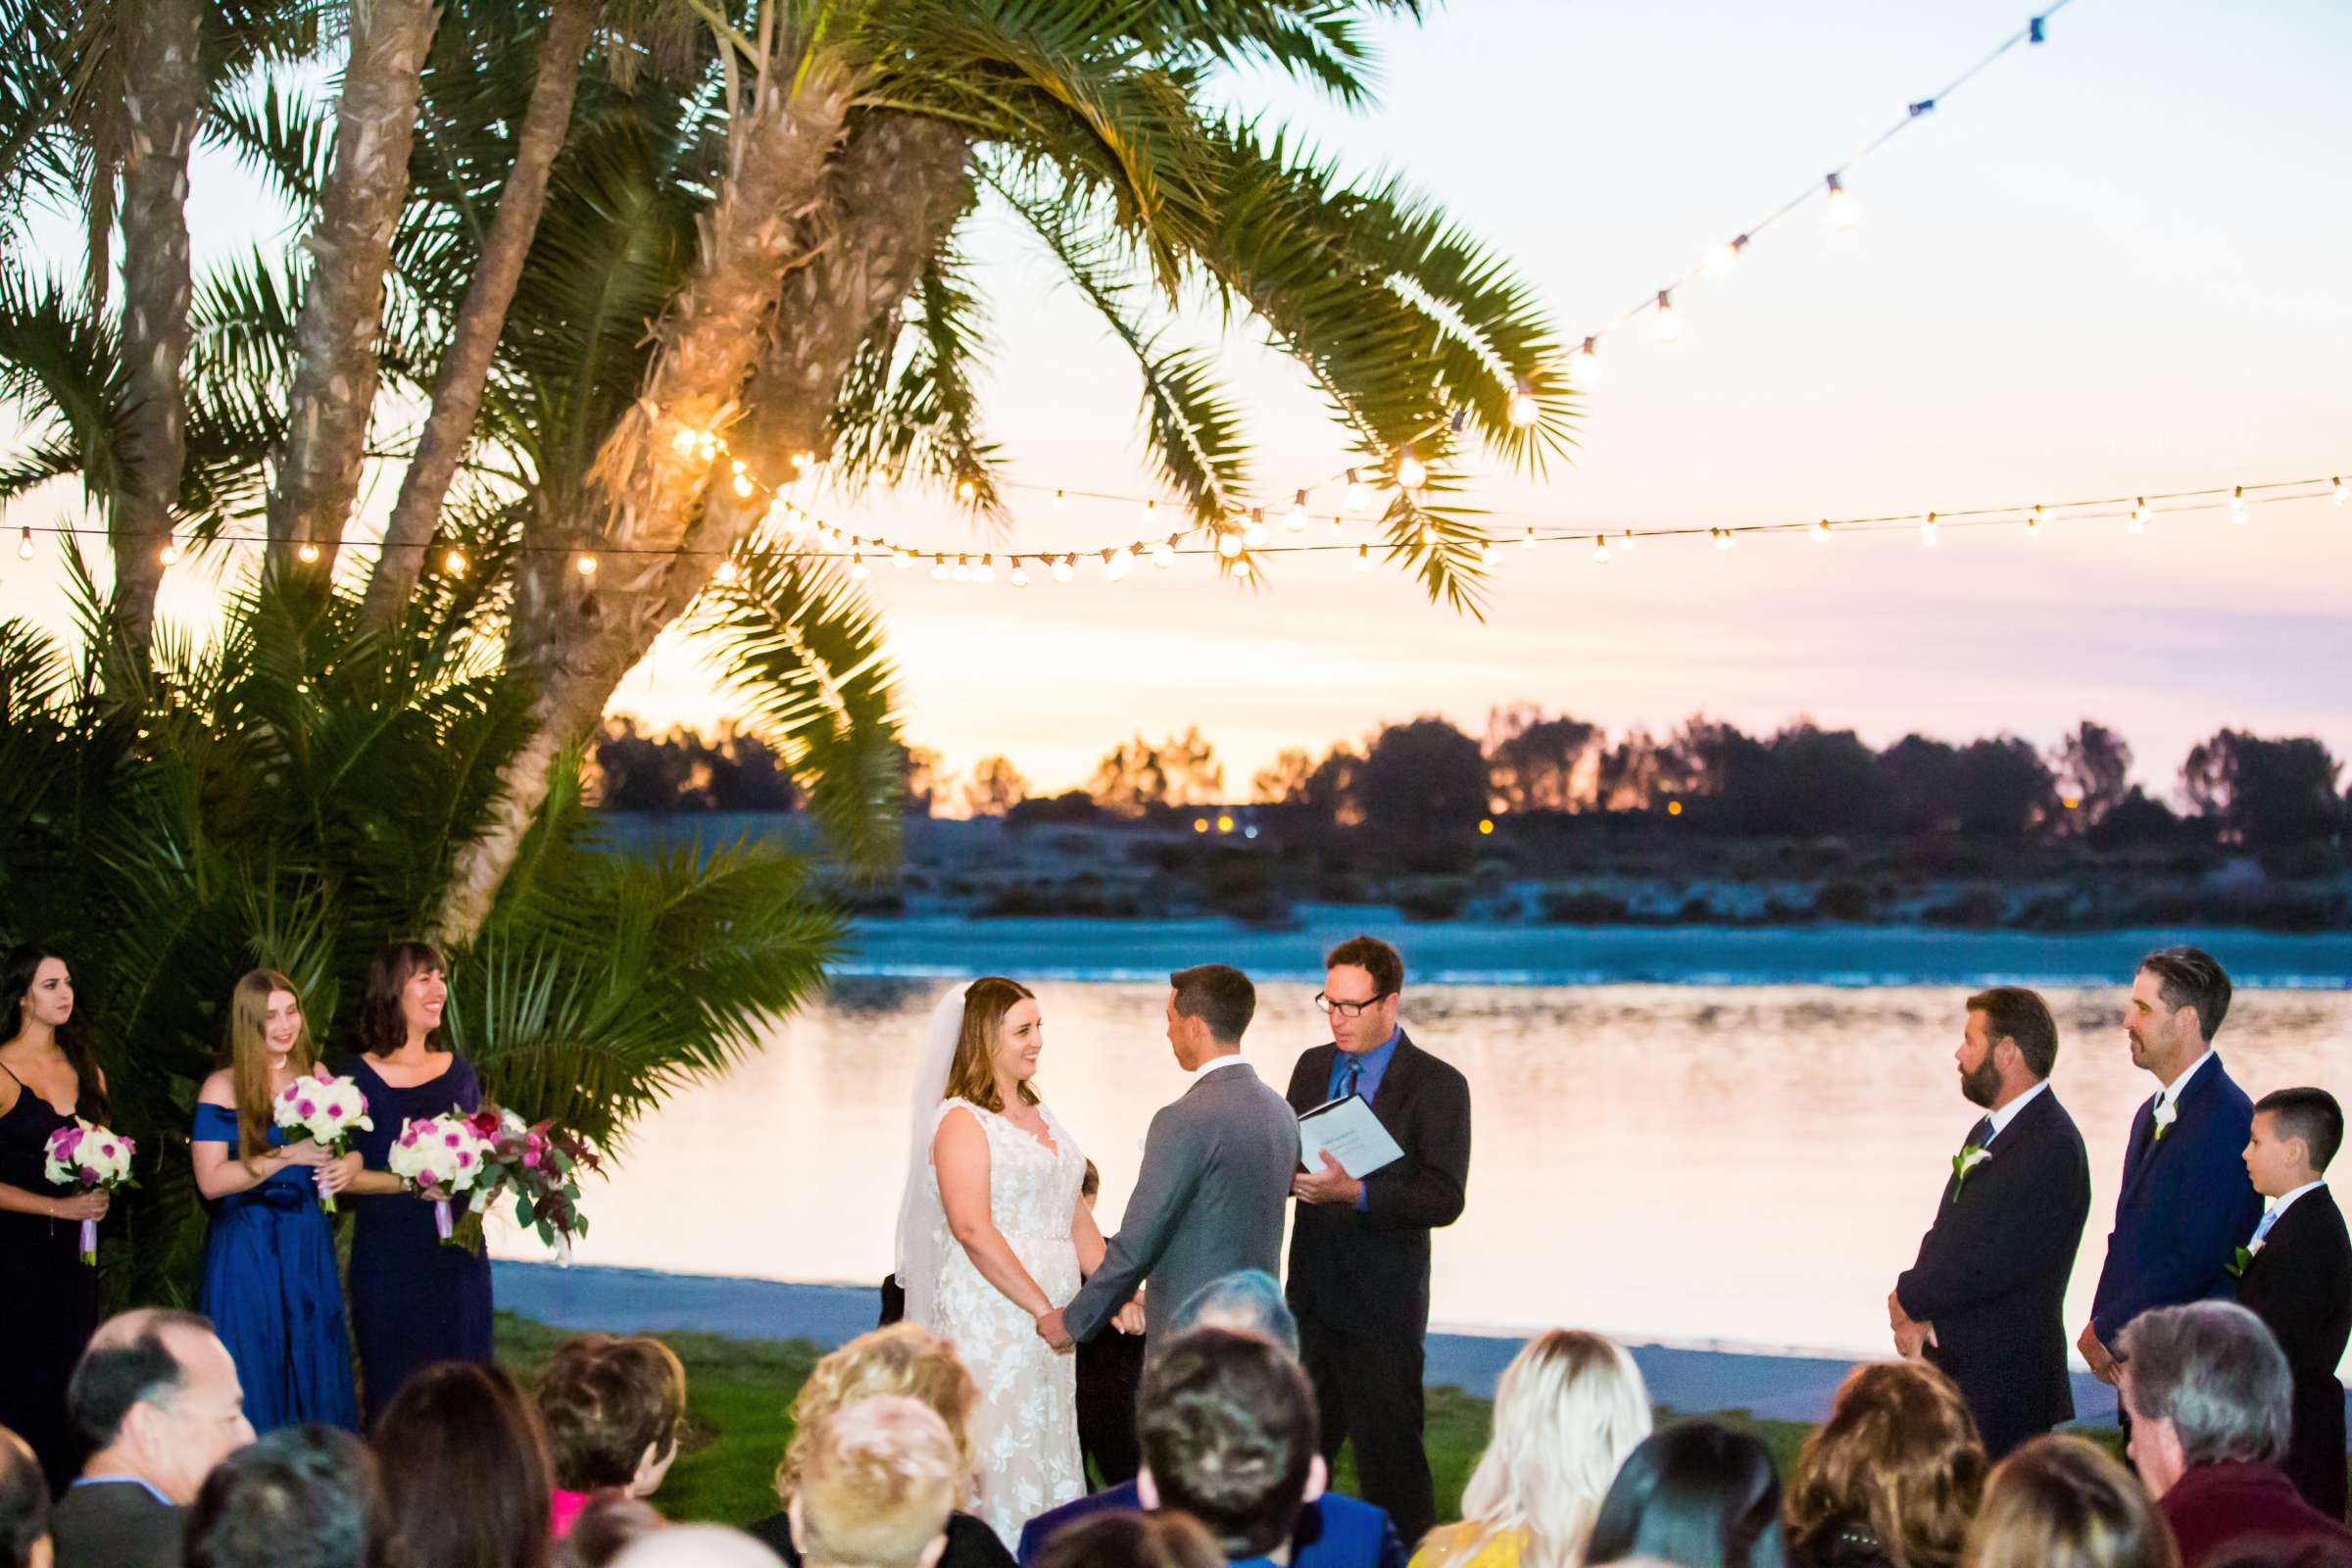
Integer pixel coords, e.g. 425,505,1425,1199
1396,878,1470,921
1539,888,1632,924
1922,887,2005,927
1813,880,1873,921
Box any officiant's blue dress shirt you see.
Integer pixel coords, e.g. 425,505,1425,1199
1327,1028,1400,1211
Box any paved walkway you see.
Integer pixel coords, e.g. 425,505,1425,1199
493,1261,2127,1428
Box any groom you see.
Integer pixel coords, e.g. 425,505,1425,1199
1040,964,1299,1350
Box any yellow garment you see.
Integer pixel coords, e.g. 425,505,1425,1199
1409,1524,1524,1568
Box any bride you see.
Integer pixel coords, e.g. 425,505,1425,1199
894,977,1135,1544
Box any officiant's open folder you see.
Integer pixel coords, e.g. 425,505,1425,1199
1297,1094,1404,1180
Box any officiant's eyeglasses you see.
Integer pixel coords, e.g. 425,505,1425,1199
1314,991,1394,1017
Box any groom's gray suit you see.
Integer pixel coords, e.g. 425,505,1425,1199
1061,1057,1301,1345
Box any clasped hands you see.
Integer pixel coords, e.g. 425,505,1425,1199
1034,1297,1146,1350
1292,1152,1363,1206
276,1140,364,1194
1886,1289,1938,1361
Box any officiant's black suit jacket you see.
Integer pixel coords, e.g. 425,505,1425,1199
1895,1087,2092,1458
2235,1184,2352,1520
1284,1032,1472,1339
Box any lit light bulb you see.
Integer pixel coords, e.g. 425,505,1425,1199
1145,499,1157,515
1576,336,1602,385
1920,512,1938,547
671,427,700,456
1522,525,1537,550
1712,528,1734,552
896,548,915,570
574,552,599,576
1354,543,1371,572
1217,530,1244,560
1052,556,1075,584
791,451,812,472
851,555,870,582
952,558,972,583
1825,172,1858,230
1480,539,1498,565
1620,528,1636,553
1592,535,1610,564
932,558,950,582
1328,515,1344,538
1396,451,1428,491
1286,490,1309,530
295,540,319,564
2030,503,2045,535
18,527,34,560
2230,485,2247,523
2130,497,2147,533
1010,561,1030,588
974,555,996,585
1813,518,1833,543
1702,235,1747,278
1152,538,1176,567
1106,548,1133,582
1243,510,1268,548
731,471,755,498
712,559,739,585
1651,289,1680,344
1345,469,1369,513
1419,522,1437,548
161,537,183,565
2333,476,2347,507
696,432,720,461
956,476,977,502
444,548,468,574
1507,382,1540,427
1053,488,1066,511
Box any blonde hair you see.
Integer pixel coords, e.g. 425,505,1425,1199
797,1396,957,1568
1786,1361,1985,1568
941,977,1038,1112
1431,1330,1652,1568
224,968,317,1170
1961,1436,2178,1568
777,1325,977,1505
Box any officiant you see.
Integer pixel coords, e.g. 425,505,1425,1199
1283,935,1472,1549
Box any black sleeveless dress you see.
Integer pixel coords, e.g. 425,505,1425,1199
0,1066,104,1491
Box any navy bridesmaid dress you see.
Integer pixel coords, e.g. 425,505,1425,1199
190,1102,361,1432
0,1067,102,1491
338,1053,495,1428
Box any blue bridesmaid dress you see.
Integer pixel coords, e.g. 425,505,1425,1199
191,1102,361,1432
338,1054,495,1428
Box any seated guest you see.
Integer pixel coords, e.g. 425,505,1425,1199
1960,1435,2177,1568
1412,1331,1653,1568
612,1526,789,1567
53,1309,254,1568
184,1424,388,1568
1584,1421,1788,1568
375,1361,553,1568
536,1334,689,1537
1135,1328,1325,1567
1018,1274,1400,1568
747,1325,1007,1568
2235,1087,2352,1520
789,1396,957,1568
2118,1302,2352,1567
1076,1161,1148,1488
1784,1361,1986,1568
0,1426,51,1568
1036,1513,1225,1568
559,1497,666,1568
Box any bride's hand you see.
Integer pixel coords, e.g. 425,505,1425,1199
1111,1300,1147,1336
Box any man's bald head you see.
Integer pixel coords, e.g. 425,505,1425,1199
611,1524,786,1568
70,1309,250,1502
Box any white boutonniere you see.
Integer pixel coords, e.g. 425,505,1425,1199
1949,1146,1992,1200
2151,1098,2179,1142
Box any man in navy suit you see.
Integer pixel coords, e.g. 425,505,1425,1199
2081,946,2264,1418
1891,986,2092,1458
2235,1087,2352,1520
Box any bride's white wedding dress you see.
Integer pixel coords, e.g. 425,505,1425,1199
921,1097,1087,1545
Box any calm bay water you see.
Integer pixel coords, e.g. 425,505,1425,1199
492,920,2351,1369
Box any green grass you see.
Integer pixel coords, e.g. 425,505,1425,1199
496,1315,1830,1530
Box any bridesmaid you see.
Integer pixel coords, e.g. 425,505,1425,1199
0,943,110,1491
335,940,494,1427
190,968,363,1432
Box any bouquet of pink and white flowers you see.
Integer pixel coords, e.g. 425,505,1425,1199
386,1110,493,1243
45,1118,136,1265
465,1104,598,1262
271,1066,372,1212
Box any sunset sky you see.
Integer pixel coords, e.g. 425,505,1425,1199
6,0,2348,804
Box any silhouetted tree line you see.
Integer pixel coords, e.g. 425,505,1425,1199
589,718,797,811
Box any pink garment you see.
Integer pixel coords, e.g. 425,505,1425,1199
550,1488,592,1540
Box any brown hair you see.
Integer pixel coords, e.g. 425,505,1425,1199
1169,964,1256,1045
3,942,109,1124
1323,935,1402,997
940,977,1037,1112
776,1325,978,1505
376,1362,553,1568
224,969,318,1170
1964,986,2058,1080
1787,1361,1985,1568
553,1495,663,1568
1960,1435,2177,1568
1138,1328,1317,1558
2137,945,2231,1043
1035,1512,1226,1568
355,940,447,1057
534,1334,689,1492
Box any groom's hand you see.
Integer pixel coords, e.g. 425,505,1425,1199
1111,1300,1147,1336
1292,1152,1363,1206
1035,1308,1073,1349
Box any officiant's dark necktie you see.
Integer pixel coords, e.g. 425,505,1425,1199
1341,1056,1363,1101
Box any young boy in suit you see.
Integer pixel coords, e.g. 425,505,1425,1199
2238,1086,2352,1521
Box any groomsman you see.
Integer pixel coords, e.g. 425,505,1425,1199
1284,936,1471,1549
2235,1087,2352,1520
1890,986,2092,1458
2081,946,2264,1411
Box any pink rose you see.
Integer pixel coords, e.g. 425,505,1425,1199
297,1100,317,1117
78,1164,98,1184
315,1066,333,1082
443,1131,462,1148
325,1102,342,1117
456,1151,474,1168
419,1167,440,1188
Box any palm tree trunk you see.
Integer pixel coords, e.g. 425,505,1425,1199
108,0,204,656
358,0,596,632
432,109,972,946
264,0,441,577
